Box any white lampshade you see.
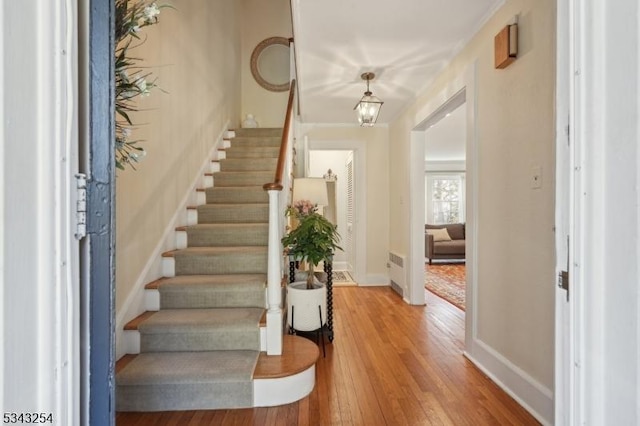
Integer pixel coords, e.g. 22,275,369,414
292,177,329,206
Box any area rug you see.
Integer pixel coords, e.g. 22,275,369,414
313,270,356,286
331,270,356,287
425,263,466,311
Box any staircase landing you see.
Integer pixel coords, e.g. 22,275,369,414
117,335,319,409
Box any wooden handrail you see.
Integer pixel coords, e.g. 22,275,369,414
263,79,296,192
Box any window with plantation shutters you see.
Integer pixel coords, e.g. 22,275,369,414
346,153,355,272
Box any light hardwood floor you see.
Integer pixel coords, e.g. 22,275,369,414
116,287,540,425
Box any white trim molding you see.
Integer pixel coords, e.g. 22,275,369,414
465,340,553,425
253,365,315,407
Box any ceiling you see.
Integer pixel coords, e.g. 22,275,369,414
291,0,502,124
425,103,466,161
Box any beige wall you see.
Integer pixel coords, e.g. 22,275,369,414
116,0,242,312
389,0,556,391
240,0,292,128
301,125,390,282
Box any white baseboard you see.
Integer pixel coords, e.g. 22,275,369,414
357,274,390,287
464,338,553,426
115,121,231,360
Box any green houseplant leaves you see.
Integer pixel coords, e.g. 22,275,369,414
281,202,342,289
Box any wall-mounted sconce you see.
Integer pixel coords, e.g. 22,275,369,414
494,23,518,69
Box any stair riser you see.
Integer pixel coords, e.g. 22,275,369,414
159,288,266,309
205,188,268,204
186,229,268,247
125,324,268,354
174,253,267,275
233,128,282,137
196,205,268,224
212,173,273,187
140,330,260,352
176,230,188,249
117,382,253,412
187,208,198,226
230,138,281,148
220,159,278,172
196,191,206,205
224,148,279,159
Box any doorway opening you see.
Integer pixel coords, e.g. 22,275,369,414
424,102,467,312
308,149,357,285
409,79,477,351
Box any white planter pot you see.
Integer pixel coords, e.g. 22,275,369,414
287,282,327,332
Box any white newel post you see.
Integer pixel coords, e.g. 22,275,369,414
266,189,283,355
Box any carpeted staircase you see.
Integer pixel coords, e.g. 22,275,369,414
116,128,299,411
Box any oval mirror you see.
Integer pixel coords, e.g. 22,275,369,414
250,37,290,92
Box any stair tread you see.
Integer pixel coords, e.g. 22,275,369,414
137,308,265,333
186,223,268,230
206,187,266,194
184,223,268,247
204,186,269,204
146,274,266,289
117,335,317,383
254,335,319,379
213,171,273,175
124,311,157,330
171,246,268,256
117,350,260,386
220,158,277,163
197,202,268,207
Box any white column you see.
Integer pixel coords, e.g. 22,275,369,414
266,189,283,355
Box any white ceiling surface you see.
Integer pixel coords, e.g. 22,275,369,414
425,104,466,161
291,0,502,124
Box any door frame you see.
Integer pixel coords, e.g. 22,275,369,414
82,0,116,423
554,0,575,422
408,64,477,348
307,139,367,284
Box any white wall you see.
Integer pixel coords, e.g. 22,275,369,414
389,0,555,422
308,150,350,264
240,0,292,128
115,0,242,340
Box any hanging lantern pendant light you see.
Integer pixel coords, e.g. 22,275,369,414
354,72,383,127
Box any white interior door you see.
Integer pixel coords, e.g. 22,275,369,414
1,1,81,423
345,152,355,275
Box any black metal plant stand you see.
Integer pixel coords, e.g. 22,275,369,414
323,261,334,342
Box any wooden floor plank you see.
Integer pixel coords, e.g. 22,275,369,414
117,287,540,425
